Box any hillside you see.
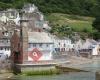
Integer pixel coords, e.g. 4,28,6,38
46,13,94,33
0,0,99,16
0,0,99,39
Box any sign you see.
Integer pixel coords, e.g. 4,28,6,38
29,48,42,62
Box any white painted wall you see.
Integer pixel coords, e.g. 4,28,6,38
23,4,37,13
28,43,54,61
0,49,11,58
92,45,99,56
54,39,73,52
0,11,20,25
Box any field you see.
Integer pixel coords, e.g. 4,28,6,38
45,13,95,33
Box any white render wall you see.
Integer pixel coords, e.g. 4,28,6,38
28,43,54,61
92,45,99,56
0,49,11,57
0,11,20,25
54,39,74,51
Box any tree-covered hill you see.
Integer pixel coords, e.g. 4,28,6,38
0,0,99,16
0,0,99,39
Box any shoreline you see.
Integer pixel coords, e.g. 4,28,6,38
0,57,100,77
57,56,100,72
62,56,92,67
0,73,14,79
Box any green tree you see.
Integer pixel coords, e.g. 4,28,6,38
0,0,99,16
92,0,100,31
50,24,72,37
92,31,100,40
92,17,100,32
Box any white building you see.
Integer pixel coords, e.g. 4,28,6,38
28,32,54,61
0,3,50,31
22,4,38,13
75,39,99,57
34,20,50,30
74,39,85,51
22,4,44,21
53,37,74,52
0,32,11,59
0,9,20,25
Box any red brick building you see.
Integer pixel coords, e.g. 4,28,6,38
11,19,29,64
11,30,23,63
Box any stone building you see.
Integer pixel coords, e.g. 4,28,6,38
21,4,50,31
11,17,55,72
28,32,54,61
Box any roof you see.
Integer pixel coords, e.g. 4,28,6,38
51,35,71,40
28,32,53,43
79,39,85,44
0,42,10,47
86,39,97,45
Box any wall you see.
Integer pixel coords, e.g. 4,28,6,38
28,43,54,61
54,39,73,52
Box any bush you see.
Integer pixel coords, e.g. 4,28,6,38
21,69,60,75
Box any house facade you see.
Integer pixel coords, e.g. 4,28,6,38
0,9,20,25
53,37,74,53
28,32,54,61
0,3,50,30
0,19,20,60
11,16,54,64
0,31,11,59
75,39,100,58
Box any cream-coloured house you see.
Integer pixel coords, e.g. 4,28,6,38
53,37,74,52
75,39,99,57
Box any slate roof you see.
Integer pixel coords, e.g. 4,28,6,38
28,32,53,43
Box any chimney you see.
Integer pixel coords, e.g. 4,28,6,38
20,11,29,27
20,20,29,27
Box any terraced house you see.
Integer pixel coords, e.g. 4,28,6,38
0,20,19,60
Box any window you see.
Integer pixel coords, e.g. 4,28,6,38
10,32,12,35
61,48,65,52
7,48,9,51
11,12,15,17
33,44,36,47
46,44,49,47
5,48,6,51
0,48,3,50
59,42,60,45
29,43,32,48
29,43,37,48
39,43,42,47
64,44,66,47
0,40,2,42
7,39,10,43
58,48,60,52
2,40,3,43
55,48,58,51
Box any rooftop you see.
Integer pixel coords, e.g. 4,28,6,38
28,32,53,43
